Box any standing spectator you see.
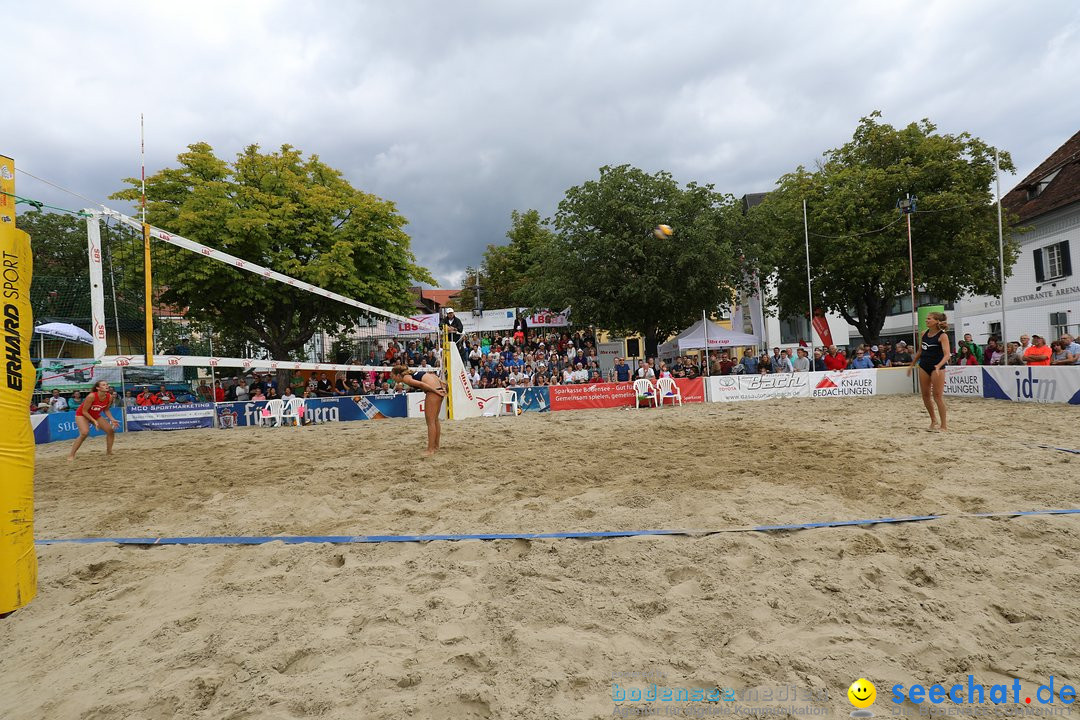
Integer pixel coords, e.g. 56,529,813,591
136,387,158,406
824,345,846,371
983,339,1003,365
316,373,335,397
997,342,1024,366
740,349,758,375
1059,334,1080,364
213,381,226,403
874,348,891,367
892,341,913,365
262,373,278,397
47,389,69,413
234,378,250,402
718,352,735,375
959,333,983,363
1017,334,1032,358
1023,335,1052,366
442,308,464,346
613,356,632,382
812,348,827,371
1050,341,1070,365
772,349,793,373
123,390,136,409
850,349,874,369
792,347,811,372
224,377,238,401
757,352,772,374
68,390,83,410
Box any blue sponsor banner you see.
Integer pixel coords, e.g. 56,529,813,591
513,386,550,412
34,409,127,444
126,403,215,432
217,394,408,427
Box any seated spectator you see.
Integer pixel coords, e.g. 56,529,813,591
349,378,363,395
264,385,278,400
1023,335,1052,365
196,380,213,402
251,387,266,401
953,345,979,366
262,373,278,396
281,386,296,400
335,375,350,395
315,372,335,397
572,362,588,383
31,402,49,415
136,387,158,406
123,390,136,409
224,377,239,401
658,362,673,379
156,385,176,403
47,389,69,413
68,390,82,410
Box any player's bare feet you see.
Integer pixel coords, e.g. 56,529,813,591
424,449,437,456
928,421,939,431
938,424,948,432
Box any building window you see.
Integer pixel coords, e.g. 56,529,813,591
1051,312,1069,338
1034,241,1072,282
988,322,1001,341
779,315,811,345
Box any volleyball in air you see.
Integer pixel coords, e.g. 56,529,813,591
653,224,674,239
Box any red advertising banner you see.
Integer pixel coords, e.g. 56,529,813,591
811,309,834,347
549,379,704,411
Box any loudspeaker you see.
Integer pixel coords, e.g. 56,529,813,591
625,338,640,358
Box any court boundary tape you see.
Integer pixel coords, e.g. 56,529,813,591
34,508,1080,547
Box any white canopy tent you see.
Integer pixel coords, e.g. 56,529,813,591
658,318,760,357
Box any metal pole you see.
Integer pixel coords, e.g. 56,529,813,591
907,203,918,351
803,199,816,360
996,150,1009,365
702,308,710,376
141,114,154,366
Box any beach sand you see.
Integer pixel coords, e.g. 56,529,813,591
2,396,1079,719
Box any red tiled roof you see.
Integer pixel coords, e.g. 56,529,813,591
420,289,462,308
1002,130,1080,224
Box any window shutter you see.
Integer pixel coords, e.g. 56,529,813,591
1033,248,1045,282
1061,241,1073,278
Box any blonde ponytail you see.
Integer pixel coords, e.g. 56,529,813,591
929,311,949,332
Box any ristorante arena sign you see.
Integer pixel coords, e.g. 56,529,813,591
1012,285,1080,304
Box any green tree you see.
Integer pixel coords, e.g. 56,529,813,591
527,164,747,358
18,209,95,323
754,112,1020,344
458,209,554,312
111,142,434,360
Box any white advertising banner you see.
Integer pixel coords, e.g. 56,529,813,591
942,366,983,398
810,369,877,397
393,308,569,337
982,366,1080,404
706,373,812,402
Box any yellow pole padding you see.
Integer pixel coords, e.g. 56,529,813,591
0,154,37,614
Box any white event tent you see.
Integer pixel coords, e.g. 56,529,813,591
658,318,760,357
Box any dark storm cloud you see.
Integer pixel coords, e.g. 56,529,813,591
6,1,1079,287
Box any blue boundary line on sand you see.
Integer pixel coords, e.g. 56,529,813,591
35,509,1080,547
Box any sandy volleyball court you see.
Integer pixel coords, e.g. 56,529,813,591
2,396,1079,719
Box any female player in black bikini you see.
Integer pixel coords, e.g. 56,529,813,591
906,311,951,431
390,364,447,455
69,380,120,459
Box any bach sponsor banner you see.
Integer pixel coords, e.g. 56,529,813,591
943,366,983,398
126,402,215,431
550,379,703,411
981,366,1080,404
707,373,811,402
811,369,876,397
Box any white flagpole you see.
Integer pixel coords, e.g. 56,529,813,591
803,199,816,360
996,150,1009,365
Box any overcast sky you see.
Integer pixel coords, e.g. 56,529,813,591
6,1,1079,288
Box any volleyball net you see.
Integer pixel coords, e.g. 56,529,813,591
85,206,441,375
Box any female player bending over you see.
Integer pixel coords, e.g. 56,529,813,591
390,364,447,455
69,380,120,460
906,311,951,431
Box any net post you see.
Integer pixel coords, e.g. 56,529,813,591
142,222,154,365
86,212,107,359
443,323,453,420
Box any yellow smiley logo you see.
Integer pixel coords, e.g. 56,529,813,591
848,678,876,709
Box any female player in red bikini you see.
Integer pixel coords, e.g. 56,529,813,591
390,364,447,456
69,380,120,460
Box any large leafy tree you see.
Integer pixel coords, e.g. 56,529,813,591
111,142,434,360
19,209,96,323
458,209,554,312
526,164,746,358
754,112,1020,344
